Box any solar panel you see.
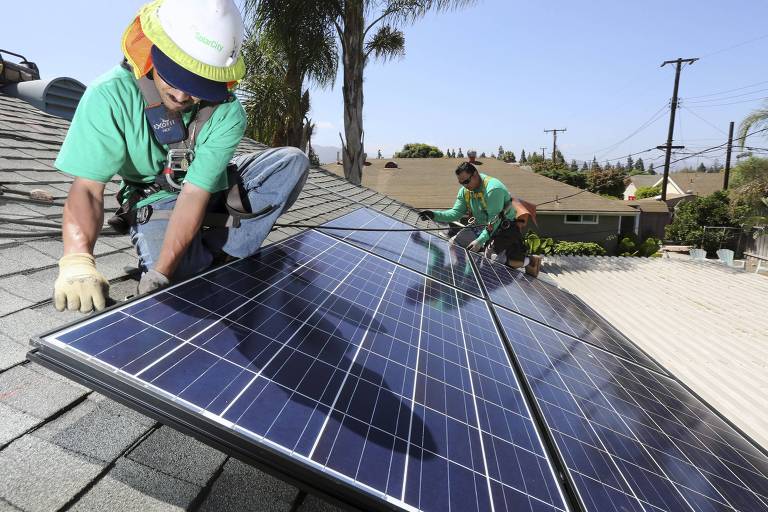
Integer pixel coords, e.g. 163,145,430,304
471,254,666,374
495,306,768,512
318,208,483,297
31,227,568,512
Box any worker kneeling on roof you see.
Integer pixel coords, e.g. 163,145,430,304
418,162,541,277
52,0,309,313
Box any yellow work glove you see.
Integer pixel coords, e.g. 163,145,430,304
54,253,109,313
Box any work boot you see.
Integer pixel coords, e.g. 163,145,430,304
525,255,542,278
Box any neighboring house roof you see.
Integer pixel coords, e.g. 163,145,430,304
329,158,637,213
627,174,660,189
669,171,724,197
624,198,670,213
0,91,428,512
544,255,768,449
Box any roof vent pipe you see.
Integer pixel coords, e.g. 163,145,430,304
3,77,86,121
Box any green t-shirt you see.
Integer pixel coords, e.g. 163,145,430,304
432,173,513,245
55,65,246,207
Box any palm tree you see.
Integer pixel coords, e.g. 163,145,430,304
251,0,477,185
239,3,338,150
737,103,768,148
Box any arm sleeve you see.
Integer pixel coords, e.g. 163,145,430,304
432,192,468,223
54,88,127,182
475,188,508,245
183,102,246,193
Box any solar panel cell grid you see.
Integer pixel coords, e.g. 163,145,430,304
319,208,483,297
495,306,768,512
38,226,567,512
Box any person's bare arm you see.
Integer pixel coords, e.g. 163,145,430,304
62,177,106,254
55,177,109,313
153,181,211,278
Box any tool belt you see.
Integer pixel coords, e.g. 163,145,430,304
486,206,527,262
107,164,277,234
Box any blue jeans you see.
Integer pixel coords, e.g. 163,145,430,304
129,147,309,281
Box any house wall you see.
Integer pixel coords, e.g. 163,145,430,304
530,213,632,253
638,212,671,240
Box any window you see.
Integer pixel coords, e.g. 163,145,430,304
564,214,599,224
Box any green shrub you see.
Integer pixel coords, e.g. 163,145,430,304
554,241,606,256
617,235,661,257
524,232,555,255
635,185,661,199
394,143,444,158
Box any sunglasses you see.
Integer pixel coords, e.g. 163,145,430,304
459,171,475,186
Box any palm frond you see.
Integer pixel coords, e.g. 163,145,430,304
737,104,768,148
365,25,405,62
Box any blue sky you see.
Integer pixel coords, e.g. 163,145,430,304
5,0,768,168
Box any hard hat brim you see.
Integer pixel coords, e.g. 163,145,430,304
151,46,229,103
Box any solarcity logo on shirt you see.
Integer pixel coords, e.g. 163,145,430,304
195,32,224,53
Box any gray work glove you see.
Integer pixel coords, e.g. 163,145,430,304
467,239,485,252
138,269,170,295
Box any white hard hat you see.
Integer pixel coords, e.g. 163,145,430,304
132,0,246,83
157,0,244,68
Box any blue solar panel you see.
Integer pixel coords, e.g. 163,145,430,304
495,306,768,512
318,208,483,297
471,254,666,374
37,229,568,512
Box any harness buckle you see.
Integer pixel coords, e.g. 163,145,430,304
136,205,153,225
166,148,195,173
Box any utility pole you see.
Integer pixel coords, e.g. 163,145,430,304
659,58,698,201
540,147,547,160
544,128,566,164
723,121,734,190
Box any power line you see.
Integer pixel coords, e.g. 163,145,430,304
700,32,768,59
585,104,669,159
684,87,768,104
691,96,768,108
680,105,728,135
685,79,768,100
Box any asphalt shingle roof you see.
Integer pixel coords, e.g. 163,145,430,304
326,158,638,213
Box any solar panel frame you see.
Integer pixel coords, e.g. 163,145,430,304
28,220,570,512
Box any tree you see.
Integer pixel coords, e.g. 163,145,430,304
253,0,478,185
591,156,601,171
445,148,450,158
581,162,589,172
729,156,768,227
626,155,634,172
480,152,486,158
570,159,579,172
239,4,338,150
457,147,464,158
634,157,645,174
520,149,527,164
497,145,504,160
648,163,656,175
394,143,444,158
554,150,565,165
697,162,707,173
308,145,321,166
501,151,516,163
586,168,625,197
665,191,742,254
377,149,382,158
